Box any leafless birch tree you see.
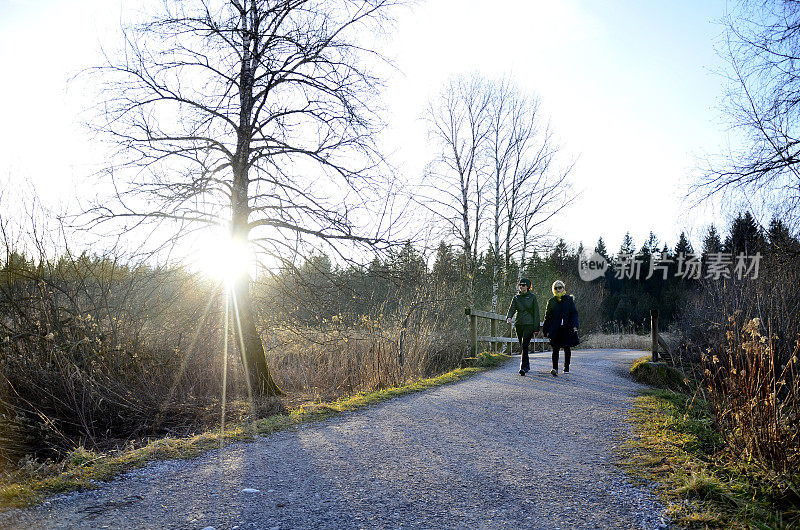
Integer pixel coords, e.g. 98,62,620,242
515,158,576,274
422,74,576,309
494,86,576,279
420,75,491,304
489,81,575,310
84,0,402,396
487,80,551,310
423,75,574,310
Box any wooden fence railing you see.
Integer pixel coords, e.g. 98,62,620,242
467,307,672,363
465,307,548,356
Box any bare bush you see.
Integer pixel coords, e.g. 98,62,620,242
265,321,464,400
674,247,800,367
0,249,240,464
702,316,800,476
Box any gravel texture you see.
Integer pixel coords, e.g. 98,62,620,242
0,348,670,529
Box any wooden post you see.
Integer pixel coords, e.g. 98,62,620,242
469,312,478,356
538,321,542,352
490,318,496,354
650,309,659,362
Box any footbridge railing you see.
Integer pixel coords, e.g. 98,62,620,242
465,307,547,357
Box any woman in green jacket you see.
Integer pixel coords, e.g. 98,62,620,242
506,277,541,376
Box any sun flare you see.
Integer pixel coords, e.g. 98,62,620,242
193,229,253,285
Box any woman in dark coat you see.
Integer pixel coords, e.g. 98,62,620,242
542,280,579,377
506,277,540,376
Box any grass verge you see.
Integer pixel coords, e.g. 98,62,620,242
0,352,507,511
624,356,800,528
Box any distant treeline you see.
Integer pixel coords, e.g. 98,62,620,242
260,210,798,336
3,211,795,341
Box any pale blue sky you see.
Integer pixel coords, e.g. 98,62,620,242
0,0,734,257
383,0,732,253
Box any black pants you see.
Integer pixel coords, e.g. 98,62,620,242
552,345,571,370
515,325,535,372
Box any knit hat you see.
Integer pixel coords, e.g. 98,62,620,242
518,277,531,288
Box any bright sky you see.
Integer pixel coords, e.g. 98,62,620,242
0,0,733,258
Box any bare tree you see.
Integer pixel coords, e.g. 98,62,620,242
696,0,800,222
420,75,491,304
84,0,402,396
421,74,576,309
487,78,521,311
515,160,575,274
486,79,573,310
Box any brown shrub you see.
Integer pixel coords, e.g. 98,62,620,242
0,258,241,464
702,316,800,475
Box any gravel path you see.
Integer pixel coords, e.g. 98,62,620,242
0,348,670,529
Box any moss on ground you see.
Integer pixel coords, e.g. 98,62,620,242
624,357,800,528
630,356,690,392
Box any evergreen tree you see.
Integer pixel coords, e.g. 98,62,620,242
768,217,791,247
568,241,584,268
702,225,723,256
549,239,569,272
727,211,765,255
674,231,694,255
431,242,459,288
391,241,427,281
638,232,659,270
767,217,800,256
642,231,660,255
0,251,32,286
618,232,635,256
594,237,609,260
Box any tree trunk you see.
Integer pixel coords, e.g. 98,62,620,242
461,178,475,306
232,271,282,395
491,164,500,312
229,1,281,397
520,225,528,283
231,158,282,396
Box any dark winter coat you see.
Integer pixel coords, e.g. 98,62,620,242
506,291,540,330
543,295,579,347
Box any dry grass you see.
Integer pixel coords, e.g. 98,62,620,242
623,387,800,528
0,258,469,473
580,332,661,351
702,315,800,475
0,262,236,467
624,334,800,529
0,232,470,484
264,321,465,401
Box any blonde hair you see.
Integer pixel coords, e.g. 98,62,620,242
552,280,565,295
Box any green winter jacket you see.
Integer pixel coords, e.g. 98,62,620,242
506,291,541,329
